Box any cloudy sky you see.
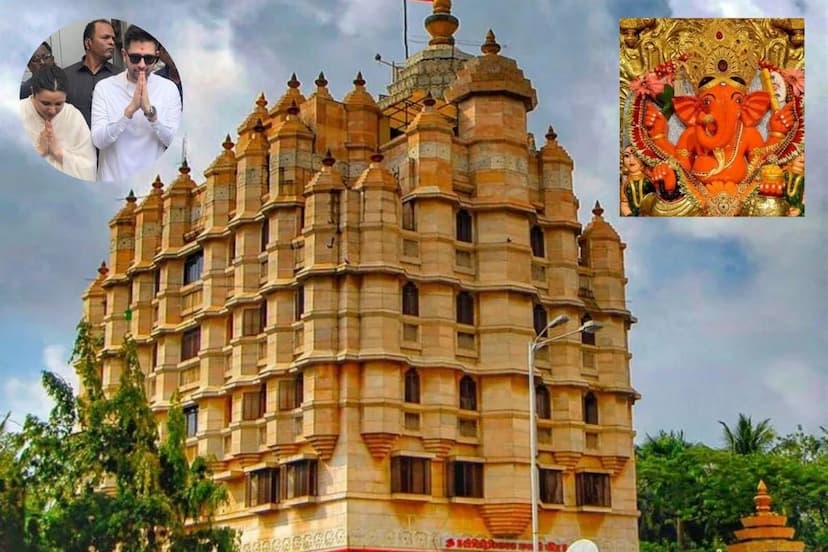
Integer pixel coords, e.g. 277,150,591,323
0,0,825,448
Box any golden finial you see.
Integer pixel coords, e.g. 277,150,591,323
422,90,436,107
425,0,458,46
151,174,164,191
97,261,109,277
370,148,384,163
481,29,501,55
179,158,191,175
545,126,558,142
322,149,336,167
222,134,234,151
287,99,300,116
126,189,136,203
754,480,772,514
315,71,328,88
592,201,605,217
255,92,267,109
433,0,451,14
353,71,366,87
287,72,300,89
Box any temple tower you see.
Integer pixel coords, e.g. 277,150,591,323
82,2,638,550
728,481,806,552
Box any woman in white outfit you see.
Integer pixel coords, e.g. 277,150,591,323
20,65,97,181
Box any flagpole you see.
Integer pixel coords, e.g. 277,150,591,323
403,0,409,58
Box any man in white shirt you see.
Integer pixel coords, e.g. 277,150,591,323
91,25,181,181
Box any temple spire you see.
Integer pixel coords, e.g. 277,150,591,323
425,0,459,46
481,29,501,55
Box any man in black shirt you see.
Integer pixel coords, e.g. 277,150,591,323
63,19,124,128
20,42,54,99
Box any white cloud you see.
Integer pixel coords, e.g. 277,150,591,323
338,0,400,36
2,344,73,427
275,0,335,26
44,343,76,389
762,358,828,427
668,0,804,17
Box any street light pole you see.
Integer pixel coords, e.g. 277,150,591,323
529,316,602,552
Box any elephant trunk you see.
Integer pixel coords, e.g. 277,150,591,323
694,109,738,151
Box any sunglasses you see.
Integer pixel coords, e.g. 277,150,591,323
127,53,159,65
30,54,53,64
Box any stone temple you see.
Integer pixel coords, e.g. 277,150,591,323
83,1,639,550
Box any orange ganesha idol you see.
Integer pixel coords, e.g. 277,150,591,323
620,18,804,216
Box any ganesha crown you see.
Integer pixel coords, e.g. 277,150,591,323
680,19,759,93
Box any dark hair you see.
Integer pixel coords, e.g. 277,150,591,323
123,25,159,50
83,19,113,50
30,65,69,94
39,41,52,54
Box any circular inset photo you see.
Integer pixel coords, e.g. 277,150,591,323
19,19,183,182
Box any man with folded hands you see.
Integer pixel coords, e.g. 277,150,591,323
91,25,181,181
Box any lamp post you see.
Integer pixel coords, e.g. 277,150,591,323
528,315,602,552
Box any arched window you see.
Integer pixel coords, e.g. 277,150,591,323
459,375,477,410
402,201,416,231
533,304,548,337
260,217,269,252
530,225,545,258
294,286,305,321
583,392,598,425
456,291,474,325
402,282,419,316
581,314,595,345
183,250,204,285
456,209,472,243
536,385,551,419
294,372,304,408
404,368,420,403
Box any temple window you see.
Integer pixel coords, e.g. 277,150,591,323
581,314,596,345
404,368,420,404
391,456,431,494
456,209,472,243
583,392,599,425
533,304,548,337
456,291,474,325
536,386,551,419
183,250,203,285
402,282,419,316
446,461,483,498
459,375,477,411
530,225,545,257
576,472,611,507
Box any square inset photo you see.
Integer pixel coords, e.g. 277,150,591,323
619,18,804,217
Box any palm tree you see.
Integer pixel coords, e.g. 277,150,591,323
718,414,776,454
638,429,691,459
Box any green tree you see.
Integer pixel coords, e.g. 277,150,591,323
768,426,828,550
638,430,691,459
637,431,707,549
14,321,239,551
718,414,776,454
0,412,31,552
638,420,828,552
